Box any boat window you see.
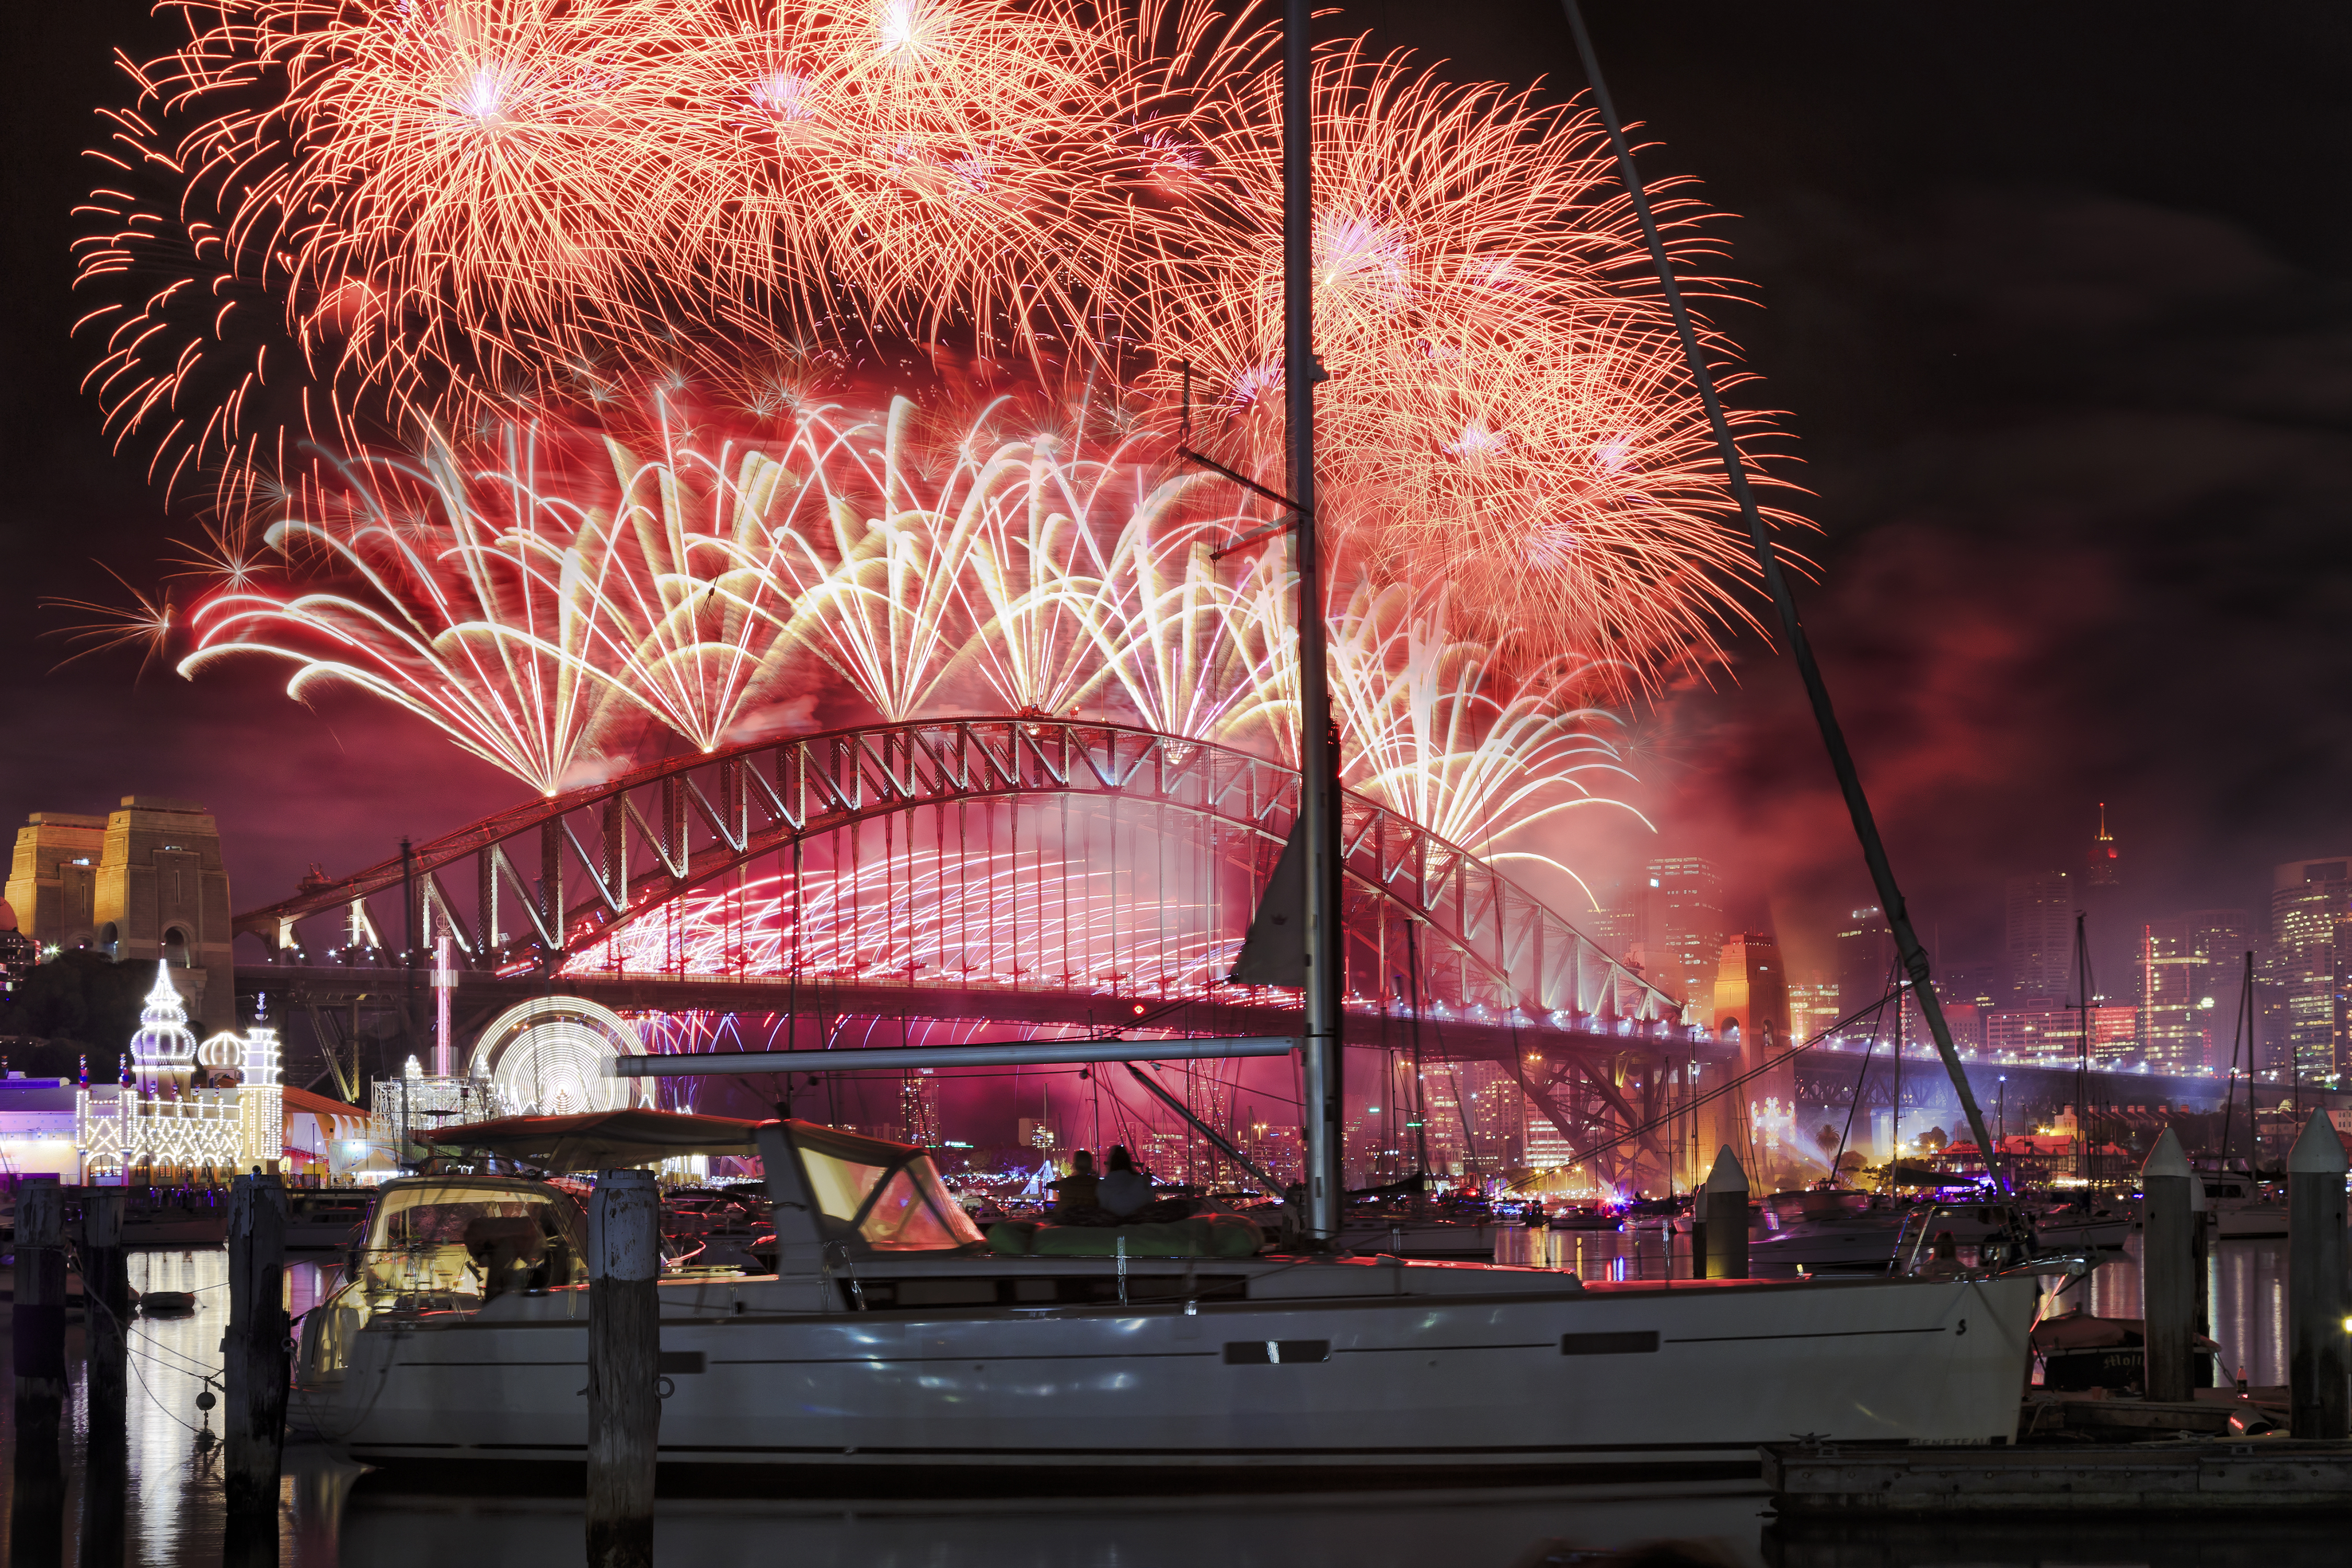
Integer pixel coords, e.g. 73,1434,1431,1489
802,1149,892,1224
856,1157,987,1251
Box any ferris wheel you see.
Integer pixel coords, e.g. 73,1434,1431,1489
466,996,653,1117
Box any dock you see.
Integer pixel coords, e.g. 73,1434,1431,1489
1763,1437,2352,1513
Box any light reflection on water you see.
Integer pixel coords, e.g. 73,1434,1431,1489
0,1237,2319,1565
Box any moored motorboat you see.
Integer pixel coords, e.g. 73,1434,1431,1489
285,1190,373,1250
293,1120,2045,1481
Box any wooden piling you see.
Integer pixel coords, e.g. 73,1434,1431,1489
10,1176,66,1557
2288,1113,2348,1440
83,1186,129,1409
1704,1145,1748,1280
225,1171,291,1518
13,1178,66,1458
2140,1127,2195,1402
587,1169,661,1568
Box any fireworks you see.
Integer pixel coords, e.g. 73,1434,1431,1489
80,0,1797,890
78,1,1791,689
1145,37,1794,673
168,387,1649,882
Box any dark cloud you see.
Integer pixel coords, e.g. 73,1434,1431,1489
1652,185,2352,966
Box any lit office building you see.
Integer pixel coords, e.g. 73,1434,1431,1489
2138,910,2249,1076
2005,872,2074,1006
2266,857,2352,1085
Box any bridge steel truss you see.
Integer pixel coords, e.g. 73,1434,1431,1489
235,718,1722,1189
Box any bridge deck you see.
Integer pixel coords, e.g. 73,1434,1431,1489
235,964,1730,1066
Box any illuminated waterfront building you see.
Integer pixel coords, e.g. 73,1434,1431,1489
2267,857,2352,1085
70,963,283,1181
1628,858,1723,1023
1982,1004,2138,1067
1787,974,1839,1046
2139,909,2249,1076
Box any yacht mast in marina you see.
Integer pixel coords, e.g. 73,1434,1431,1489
1281,0,1347,1245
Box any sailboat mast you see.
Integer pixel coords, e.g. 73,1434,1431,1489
1284,0,1345,1242
1561,0,2005,1190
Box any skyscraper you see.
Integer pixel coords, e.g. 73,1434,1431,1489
2005,872,2074,1007
1632,857,1724,1021
2267,857,2352,1085
2138,909,2249,1075
2080,804,2131,1000
2084,804,2120,890
1835,905,1897,1026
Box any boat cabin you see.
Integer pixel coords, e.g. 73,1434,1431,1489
755,1120,990,1265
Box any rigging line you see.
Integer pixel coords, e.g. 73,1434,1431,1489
1561,0,2005,1191
1507,988,1903,1186
1831,961,1902,1179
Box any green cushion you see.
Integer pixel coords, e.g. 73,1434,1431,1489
985,1220,1039,1255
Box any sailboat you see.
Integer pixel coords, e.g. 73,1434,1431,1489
289,1,2055,1480
293,1114,2041,1477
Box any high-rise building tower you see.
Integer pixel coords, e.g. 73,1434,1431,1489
2005,872,2074,1007
1634,857,1723,1022
1835,906,1897,1026
2139,909,2250,1075
2267,857,2352,1085
2085,804,2120,887
2080,804,2130,1000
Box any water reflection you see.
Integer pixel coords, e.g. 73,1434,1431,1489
0,1237,2317,1564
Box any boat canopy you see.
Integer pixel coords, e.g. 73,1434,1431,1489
756,1119,987,1263
422,1108,760,1173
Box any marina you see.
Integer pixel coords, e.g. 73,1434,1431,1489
0,1225,2339,1564
3,0,2346,1558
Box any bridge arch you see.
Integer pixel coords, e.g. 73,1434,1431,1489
236,717,1687,1033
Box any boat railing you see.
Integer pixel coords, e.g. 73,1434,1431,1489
1890,1203,2040,1279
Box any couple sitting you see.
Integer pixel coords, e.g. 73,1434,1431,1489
1051,1146,1193,1227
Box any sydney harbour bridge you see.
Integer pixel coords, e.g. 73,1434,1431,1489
229,715,2232,1189
232,717,1742,1191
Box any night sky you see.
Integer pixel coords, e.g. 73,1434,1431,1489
6,1,2351,988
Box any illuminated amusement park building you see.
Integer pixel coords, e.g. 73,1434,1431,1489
71,963,283,1182
366,994,655,1155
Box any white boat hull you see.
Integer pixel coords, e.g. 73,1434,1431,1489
297,1261,2038,1479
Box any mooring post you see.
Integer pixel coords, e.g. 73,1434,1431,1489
225,1171,290,1518
2140,1127,2195,1402
80,1185,130,1568
587,1168,661,1568
1704,1145,1748,1281
2288,1112,2348,1439
10,1175,66,1554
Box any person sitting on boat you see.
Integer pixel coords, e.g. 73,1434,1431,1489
1052,1150,1100,1220
1099,1146,1154,1219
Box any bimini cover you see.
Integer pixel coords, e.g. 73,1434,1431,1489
763,1120,986,1258
423,1108,760,1173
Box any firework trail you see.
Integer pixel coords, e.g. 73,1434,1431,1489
1143,34,1797,677
76,0,1150,502
167,386,1651,890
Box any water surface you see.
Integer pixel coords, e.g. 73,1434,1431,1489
0,1237,2325,1566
